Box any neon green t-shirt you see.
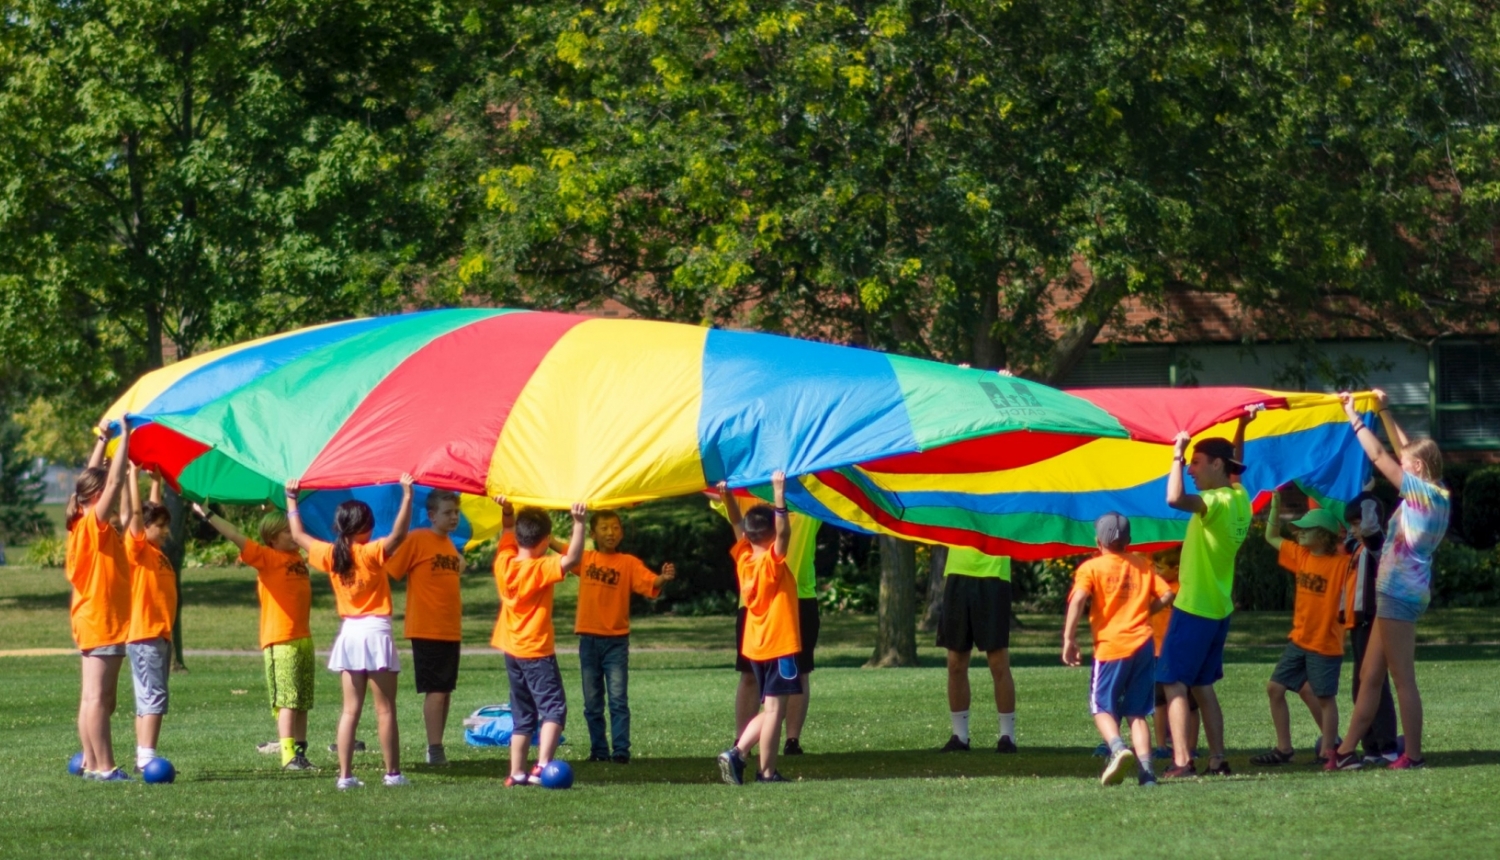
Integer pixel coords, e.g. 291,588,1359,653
1175,484,1251,620
786,514,821,599
943,546,1011,581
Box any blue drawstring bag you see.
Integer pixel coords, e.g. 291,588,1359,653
463,704,514,747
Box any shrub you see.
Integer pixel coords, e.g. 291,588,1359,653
817,559,878,613
185,538,241,568
1012,555,1086,613
1431,542,1500,607
23,535,65,567
608,496,739,609
1460,467,1500,550
1233,520,1295,611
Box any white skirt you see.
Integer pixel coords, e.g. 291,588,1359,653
327,615,401,673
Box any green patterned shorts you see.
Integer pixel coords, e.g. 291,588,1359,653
264,637,315,712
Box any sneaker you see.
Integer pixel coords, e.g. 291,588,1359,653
504,772,531,787
98,768,133,782
1204,759,1232,776
1100,748,1136,786
1092,742,1109,757
1361,753,1389,767
1138,770,1158,788
328,740,367,754
1325,750,1363,771
383,773,411,786
1250,748,1294,766
783,738,804,756
611,754,630,765
336,776,364,790
755,771,789,783
940,734,971,752
1152,746,1173,761
1162,762,1198,779
996,736,1018,754
425,746,448,767
530,764,544,780
1382,751,1401,763
717,748,746,785
283,755,317,772
1388,754,1426,770
257,740,282,755
588,753,610,762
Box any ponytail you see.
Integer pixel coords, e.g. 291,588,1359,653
330,501,375,579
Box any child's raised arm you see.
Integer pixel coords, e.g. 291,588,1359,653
772,471,790,559
1166,431,1206,515
86,425,109,469
1341,392,1405,488
380,473,416,555
125,463,143,537
283,480,318,552
93,421,130,523
1233,404,1260,467
717,481,745,542
1371,389,1409,456
192,502,249,551
148,469,163,505
560,503,588,573
1263,489,1286,551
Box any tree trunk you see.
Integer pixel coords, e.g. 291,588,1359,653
866,536,918,667
1043,274,1127,386
163,486,189,672
920,544,948,632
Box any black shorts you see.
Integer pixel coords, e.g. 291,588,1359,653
505,654,567,737
411,639,461,694
735,607,751,673
1155,682,1201,711
796,598,820,675
936,575,1011,653
751,657,802,700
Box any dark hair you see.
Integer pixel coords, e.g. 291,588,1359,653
425,489,460,514
514,508,553,549
331,500,376,578
743,504,776,543
589,510,622,530
141,501,171,529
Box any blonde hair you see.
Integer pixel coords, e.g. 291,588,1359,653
1406,438,1443,482
258,511,291,546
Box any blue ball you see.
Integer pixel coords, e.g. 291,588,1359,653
142,757,176,784
538,760,573,789
68,752,85,777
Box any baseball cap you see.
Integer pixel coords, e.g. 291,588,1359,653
1095,511,1131,552
1193,437,1246,475
1290,508,1342,535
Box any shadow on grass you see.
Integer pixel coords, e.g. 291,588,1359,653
178,577,264,608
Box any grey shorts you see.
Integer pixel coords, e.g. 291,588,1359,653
128,637,171,716
1270,642,1342,699
80,644,126,657
1375,594,1425,623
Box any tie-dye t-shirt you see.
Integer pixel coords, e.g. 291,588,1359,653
1376,473,1451,608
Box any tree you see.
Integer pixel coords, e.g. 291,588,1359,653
867,536,918,667
0,416,49,545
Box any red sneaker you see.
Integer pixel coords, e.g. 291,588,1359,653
1388,754,1426,770
1162,762,1198,779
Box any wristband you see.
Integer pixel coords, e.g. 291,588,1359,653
774,506,788,515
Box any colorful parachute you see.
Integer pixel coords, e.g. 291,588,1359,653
780,387,1378,558
101,309,1129,545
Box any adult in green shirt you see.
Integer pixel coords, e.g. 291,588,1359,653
937,546,1018,753
1160,411,1256,778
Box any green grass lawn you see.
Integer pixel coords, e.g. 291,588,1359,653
3,563,1500,858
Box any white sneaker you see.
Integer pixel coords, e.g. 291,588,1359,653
383,773,410,787
1101,748,1136,786
336,776,364,790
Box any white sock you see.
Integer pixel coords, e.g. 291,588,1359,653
950,710,970,744
999,712,1016,741
136,746,156,767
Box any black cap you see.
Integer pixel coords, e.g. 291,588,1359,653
1095,511,1131,552
1193,437,1246,475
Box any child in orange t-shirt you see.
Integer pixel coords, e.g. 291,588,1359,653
1063,512,1175,787
1148,548,1199,760
196,504,316,771
124,466,178,772
716,471,800,786
1252,490,1350,766
66,422,133,781
385,489,467,766
573,510,676,763
287,476,415,790
491,499,587,786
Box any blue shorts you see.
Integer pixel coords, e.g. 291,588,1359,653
1155,609,1231,688
505,654,567,737
1091,641,1156,719
750,656,801,700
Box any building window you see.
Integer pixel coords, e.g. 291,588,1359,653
1062,346,1173,388
1436,341,1500,448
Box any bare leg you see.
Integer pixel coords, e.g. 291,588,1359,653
735,712,764,755
1164,683,1191,767
1154,707,1169,750
1317,695,1340,758
1129,716,1153,766
509,732,532,778
1093,712,1123,745
946,650,972,712
1192,684,1227,766
292,709,308,743
985,649,1016,713
277,707,295,739
1379,620,1423,760
368,671,400,775
756,695,787,777
136,714,163,753
785,675,810,741
1296,682,1326,734
337,671,368,779
1267,681,1293,753
80,655,123,772
735,672,759,736
423,691,451,746
536,721,563,766
1338,620,1406,756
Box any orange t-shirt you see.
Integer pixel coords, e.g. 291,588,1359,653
574,550,661,637
1150,578,1182,656
240,541,313,648
1072,552,1170,662
732,538,801,662
386,529,465,642
491,533,565,658
1278,542,1351,657
126,532,177,643
308,539,392,618
66,512,132,650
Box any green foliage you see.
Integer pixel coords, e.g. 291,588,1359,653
1431,542,1500,608
22,535,65,568
1013,556,1087,613
615,496,738,608
1460,467,1500,551
1233,521,1295,612
817,560,878,614
0,418,49,543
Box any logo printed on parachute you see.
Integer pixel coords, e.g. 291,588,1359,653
978,378,1047,417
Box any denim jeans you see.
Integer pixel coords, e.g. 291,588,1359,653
579,634,630,757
